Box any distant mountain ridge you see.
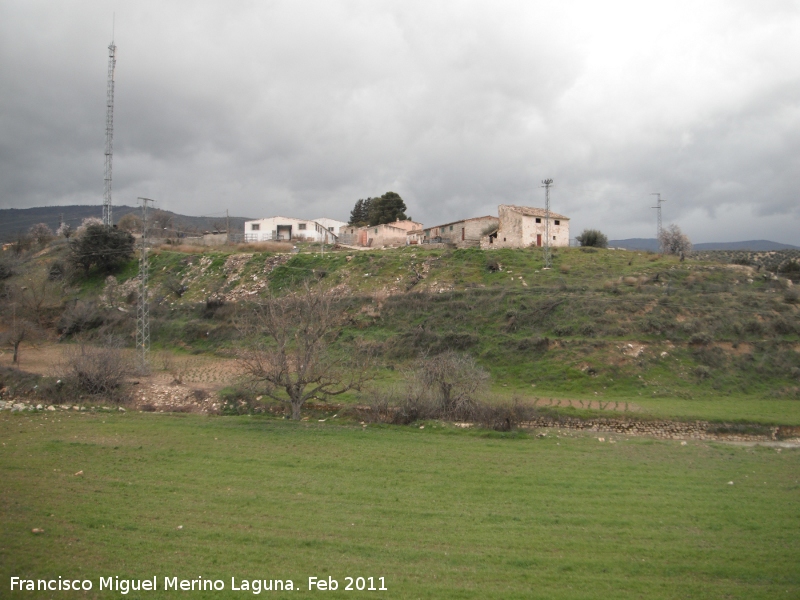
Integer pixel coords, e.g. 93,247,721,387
609,238,800,252
0,205,253,243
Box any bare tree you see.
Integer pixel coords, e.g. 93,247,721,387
409,351,489,418
117,213,143,234
659,224,692,256
0,315,42,366
237,284,371,419
64,337,131,398
29,223,54,246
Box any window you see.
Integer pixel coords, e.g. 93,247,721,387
449,225,453,231
535,218,541,223
375,228,378,233
555,220,560,225
251,224,260,231
328,227,333,231
298,223,307,230
553,235,556,240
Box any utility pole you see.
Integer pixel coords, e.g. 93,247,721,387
103,23,117,227
226,209,230,245
136,197,155,370
542,179,554,269
651,193,665,247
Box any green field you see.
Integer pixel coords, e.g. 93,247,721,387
2,411,798,599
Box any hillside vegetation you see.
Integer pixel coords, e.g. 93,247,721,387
2,241,799,422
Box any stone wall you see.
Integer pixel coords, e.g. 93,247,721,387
520,415,800,442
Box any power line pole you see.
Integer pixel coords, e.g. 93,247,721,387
542,178,554,269
136,197,155,370
226,209,230,245
651,192,665,246
102,26,117,227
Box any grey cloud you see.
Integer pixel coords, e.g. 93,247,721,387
1,0,798,243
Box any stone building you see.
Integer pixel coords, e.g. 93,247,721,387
341,219,423,247
422,216,499,248
484,205,570,249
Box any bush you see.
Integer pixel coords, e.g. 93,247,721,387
68,224,135,275
58,301,105,336
575,229,608,248
64,339,131,398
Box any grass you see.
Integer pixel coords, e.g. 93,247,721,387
1,411,799,599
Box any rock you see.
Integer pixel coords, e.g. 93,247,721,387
36,404,43,410
727,481,734,485
47,405,55,411
74,470,84,476
31,528,44,534
118,407,126,412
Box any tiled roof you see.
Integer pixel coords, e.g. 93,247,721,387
501,205,569,220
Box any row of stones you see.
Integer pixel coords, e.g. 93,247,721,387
521,416,773,441
0,400,126,413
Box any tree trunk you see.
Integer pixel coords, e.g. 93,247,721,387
13,341,20,364
291,401,302,420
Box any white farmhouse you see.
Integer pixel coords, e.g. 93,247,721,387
313,218,348,235
244,217,338,243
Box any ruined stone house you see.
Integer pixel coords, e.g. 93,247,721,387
422,216,499,248
483,205,570,249
342,219,423,247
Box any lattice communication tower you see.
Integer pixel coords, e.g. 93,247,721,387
542,179,554,269
103,36,117,227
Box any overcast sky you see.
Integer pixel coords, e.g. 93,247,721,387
1,1,798,243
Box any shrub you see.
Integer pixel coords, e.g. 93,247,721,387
694,366,711,380
64,338,131,398
784,288,799,304
575,229,608,248
68,224,135,275
689,332,713,346
57,301,104,336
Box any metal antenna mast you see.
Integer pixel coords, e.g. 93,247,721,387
136,197,154,369
651,192,665,242
103,24,117,227
542,179,554,269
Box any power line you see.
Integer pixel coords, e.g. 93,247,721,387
136,197,155,370
651,193,665,245
542,179,554,269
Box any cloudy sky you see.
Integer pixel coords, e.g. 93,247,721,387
1,0,799,243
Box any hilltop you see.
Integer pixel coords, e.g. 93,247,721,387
2,238,799,424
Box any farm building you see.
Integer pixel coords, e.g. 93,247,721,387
484,205,570,249
314,217,348,235
422,216,499,248
244,217,338,243
343,219,423,247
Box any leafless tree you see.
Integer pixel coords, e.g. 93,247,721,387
409,351,489,418
0,314,42,366
117,213,143,234
237,284,371,419
29,222,54,246
659,224,692,256
64,337,131,398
